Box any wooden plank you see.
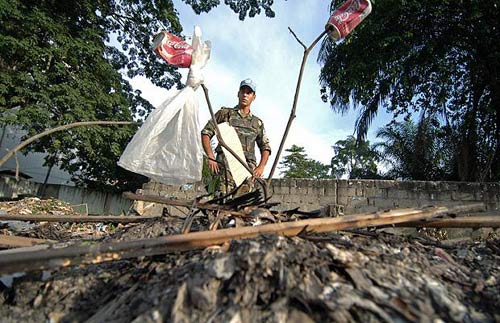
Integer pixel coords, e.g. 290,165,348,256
123,192,194,207
0,234,53,248
0,203,485,275
123,192,234,211
0,214,161,223
396,215,500,228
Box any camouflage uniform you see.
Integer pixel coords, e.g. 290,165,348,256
201,106,271,194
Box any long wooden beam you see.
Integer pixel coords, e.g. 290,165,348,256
396,215,500,228
122,192,251,215
0,234,53,248
0,204,484,274
0,214,161,223
123,192,193,206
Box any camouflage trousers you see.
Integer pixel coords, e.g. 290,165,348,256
211,154,255,197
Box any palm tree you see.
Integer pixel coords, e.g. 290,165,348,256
375,115,449,180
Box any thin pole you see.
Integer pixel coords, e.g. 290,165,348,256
0,121,135,168
267,29,328,183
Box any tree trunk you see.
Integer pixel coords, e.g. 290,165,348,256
39,162,54,197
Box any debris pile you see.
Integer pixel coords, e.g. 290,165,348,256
0,198,113,243
1,232,498,322
0,197,80,216
0,196,498,322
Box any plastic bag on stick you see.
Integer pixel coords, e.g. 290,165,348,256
187,26,211,89
118,27,210,185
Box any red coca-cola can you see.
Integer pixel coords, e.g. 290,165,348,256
152,31,193,68
325,0,372,40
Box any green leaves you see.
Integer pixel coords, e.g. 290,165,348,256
0,0,150,191
279,145,330,179
330,136,379,179
183,0,277,20
374,116,453,181
320,0,500,181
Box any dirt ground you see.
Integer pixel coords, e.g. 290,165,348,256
0,198,499,322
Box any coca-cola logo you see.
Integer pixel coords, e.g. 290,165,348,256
334,0,362,22
345,0,361,14
164,35,191,50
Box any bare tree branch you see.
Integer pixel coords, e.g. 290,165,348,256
0,121,136,168
288,27,306,50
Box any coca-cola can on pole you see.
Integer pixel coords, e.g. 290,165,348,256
325,0,372,40
152,31,193,68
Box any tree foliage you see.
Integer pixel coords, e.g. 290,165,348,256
374,116,455,181
331,135,379,179
0,0,279,191
319,0,500,181
279,145,330,179
0,0,184,190
183,0,278,20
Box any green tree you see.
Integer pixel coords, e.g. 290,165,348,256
319,0,500,181
0,0,179,191
374,115,454,181
279,145,330,179
183,0,278,20
330,135,379,179
0,0,279,191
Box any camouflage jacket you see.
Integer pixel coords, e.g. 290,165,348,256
201,106,271,167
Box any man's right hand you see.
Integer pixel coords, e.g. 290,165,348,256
208,159,220,174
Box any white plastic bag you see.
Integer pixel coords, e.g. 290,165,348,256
118,27,211,185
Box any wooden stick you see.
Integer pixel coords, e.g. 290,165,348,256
0,234,53,248
0,121,135,168
0,203,484,274
396,216,500,228
0,214,160,223
267,29,328,182
123,192,240,212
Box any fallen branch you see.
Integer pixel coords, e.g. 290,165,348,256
396,215,500,228
0,121,135,168
0,234,53,248
0,203,484,274
0,214,161,223
123,192,244,214
123,192,193,207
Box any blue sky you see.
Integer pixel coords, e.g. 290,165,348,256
130,0,389,177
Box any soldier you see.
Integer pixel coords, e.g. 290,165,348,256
201,78,271,195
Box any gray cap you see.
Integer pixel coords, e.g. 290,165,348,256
239,78,256,93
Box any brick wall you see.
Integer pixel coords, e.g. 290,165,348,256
142,179,500,216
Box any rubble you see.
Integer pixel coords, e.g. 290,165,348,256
0,197,498,322
0,198,114,242
0,232,498,322
0,197,80,216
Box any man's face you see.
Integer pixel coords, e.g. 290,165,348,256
238,86,256,107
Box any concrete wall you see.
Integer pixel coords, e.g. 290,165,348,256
4,174,496,217
142,179,500,216
0,175,132,215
